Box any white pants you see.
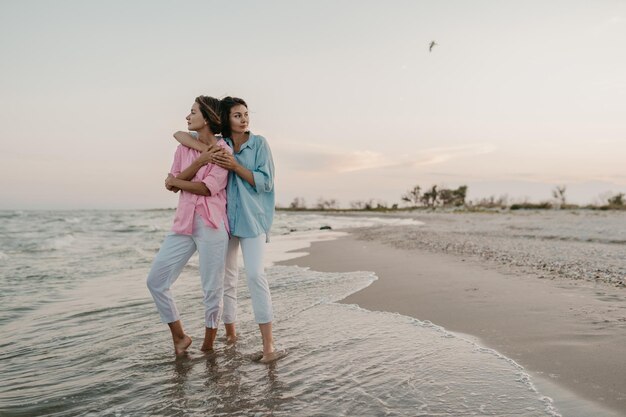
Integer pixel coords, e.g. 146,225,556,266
146,214,228,328
223,235,273,324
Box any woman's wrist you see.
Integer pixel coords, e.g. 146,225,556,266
169,177,181,188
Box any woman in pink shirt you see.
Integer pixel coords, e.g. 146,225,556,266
173,97,285,364
146,96,232,356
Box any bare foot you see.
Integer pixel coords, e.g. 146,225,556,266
200,344,215,353
201,328,217,353
224,323,237,345
260,349,287,364
174,334,192,356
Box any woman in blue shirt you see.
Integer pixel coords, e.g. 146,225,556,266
174,97,285,364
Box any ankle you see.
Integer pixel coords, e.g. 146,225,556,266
224,323,236,336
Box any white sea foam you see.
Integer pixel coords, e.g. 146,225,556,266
40,234,75,251
265,230,348,265
273,212,423,235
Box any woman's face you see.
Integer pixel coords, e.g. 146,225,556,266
186,102,205,131
229,104,249,135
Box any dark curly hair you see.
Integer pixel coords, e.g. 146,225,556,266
195,95,222,134
219,96,248,139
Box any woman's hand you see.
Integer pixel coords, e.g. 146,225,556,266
212,150,255,186
212,150,239,171
165,173,179,192
195,145,221,165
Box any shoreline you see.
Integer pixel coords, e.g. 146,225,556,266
278,231,626,416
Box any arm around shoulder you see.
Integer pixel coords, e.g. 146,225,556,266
173,131,209,152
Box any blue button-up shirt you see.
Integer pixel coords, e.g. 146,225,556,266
224,133,275,239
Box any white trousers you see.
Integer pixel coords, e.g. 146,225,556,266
223,234,274,324
146,214,228,328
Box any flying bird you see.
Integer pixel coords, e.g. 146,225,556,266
429,40,438,52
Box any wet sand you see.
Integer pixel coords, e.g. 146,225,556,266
279,231,626,416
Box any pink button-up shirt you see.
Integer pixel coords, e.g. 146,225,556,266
169,139,231,235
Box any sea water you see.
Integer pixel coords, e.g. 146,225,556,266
0,210,560,416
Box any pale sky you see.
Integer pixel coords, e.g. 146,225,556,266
1,0,625,209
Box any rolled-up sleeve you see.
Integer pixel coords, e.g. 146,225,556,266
170,146,183,176
202,145,231,196
202,164,229,196
252,137,275,193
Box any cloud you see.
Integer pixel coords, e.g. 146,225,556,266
406,144,497,168
274,143,497,174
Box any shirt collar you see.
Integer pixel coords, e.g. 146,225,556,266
227,132,255,152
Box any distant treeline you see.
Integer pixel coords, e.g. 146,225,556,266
278,185,626,211
467,186,625,211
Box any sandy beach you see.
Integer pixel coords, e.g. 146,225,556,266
279,211,626,416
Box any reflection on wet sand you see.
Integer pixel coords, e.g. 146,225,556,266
166,346,287,416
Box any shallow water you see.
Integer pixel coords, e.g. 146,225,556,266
0,210,560,416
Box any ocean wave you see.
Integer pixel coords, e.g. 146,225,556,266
39,234,75,251
113,224,163,233
0,211,23,219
